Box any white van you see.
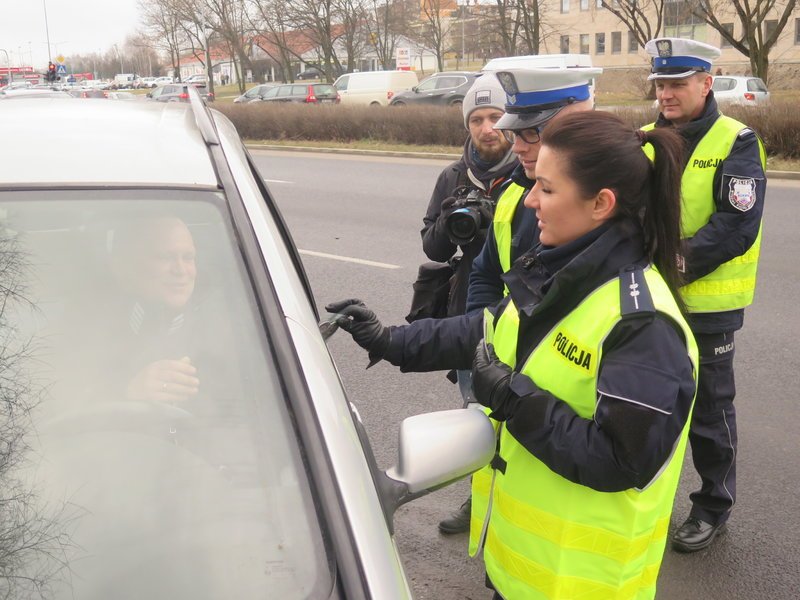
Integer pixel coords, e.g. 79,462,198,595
333,70,419,107
482,54,593,72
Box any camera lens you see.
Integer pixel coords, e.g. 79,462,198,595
445,208,481,244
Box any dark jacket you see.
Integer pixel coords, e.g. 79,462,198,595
421,138,516,316
655,91,767,334
466,164,537,314
385,219,695,491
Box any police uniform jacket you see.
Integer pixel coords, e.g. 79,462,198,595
655,91,766,334
466,164,538,314
386,218,696,490
421,138,516,316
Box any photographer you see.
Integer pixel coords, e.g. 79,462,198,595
420,73,516,318
415,73,515,535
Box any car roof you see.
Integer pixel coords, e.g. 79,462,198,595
0,99,218,187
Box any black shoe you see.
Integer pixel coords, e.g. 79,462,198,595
438,498,471,534
672,516,726,553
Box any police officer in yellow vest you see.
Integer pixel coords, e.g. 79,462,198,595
643,37,767,553
467,67,601,312
469,110,698,600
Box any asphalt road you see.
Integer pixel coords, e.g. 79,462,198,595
252,149,800,600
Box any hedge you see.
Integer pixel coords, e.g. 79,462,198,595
215,100,800,158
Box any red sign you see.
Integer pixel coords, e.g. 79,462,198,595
0,66,34,74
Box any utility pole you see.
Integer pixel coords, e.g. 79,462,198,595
42,0,52,62
0,49,11,86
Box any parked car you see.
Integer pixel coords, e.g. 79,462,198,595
0,92,494,598
296,67,323,80
106,91,137,100
137,76,158,89
183,74,208,84
334,70,419,106
390,71,481,107
148,83,214,103
233,84,277,103
154,76,174,86
67,88,107,99
712,75,769,106
253,83,339,104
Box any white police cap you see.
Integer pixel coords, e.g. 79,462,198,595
645,37,721,80
493,67,603,131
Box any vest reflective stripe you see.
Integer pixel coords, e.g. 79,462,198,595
642,117,766,312
492,182,527,274
470,269,698,599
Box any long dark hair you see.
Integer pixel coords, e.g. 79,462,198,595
539,111,686,307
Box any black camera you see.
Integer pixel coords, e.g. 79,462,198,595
444,188,495,245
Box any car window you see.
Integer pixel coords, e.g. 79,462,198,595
0,192,332,598
277,85,293,97
312,84,336,95
261,86,279,99
436,76,466,90
712,77,736,92
292,85,307,95
244,87,260,98
748,78,768,92
334,75,348,91
416,77,438,92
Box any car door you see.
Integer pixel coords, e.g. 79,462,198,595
433,75,469,106
411,76,439,104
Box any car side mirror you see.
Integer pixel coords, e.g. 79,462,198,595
378,408,494,523
412,86,418,93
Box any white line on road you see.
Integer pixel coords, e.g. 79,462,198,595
299,249,401,270
263,178,293,184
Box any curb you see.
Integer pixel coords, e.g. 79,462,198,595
246,143,459,161
247,144,800,180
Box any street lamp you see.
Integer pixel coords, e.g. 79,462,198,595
0,48,11,85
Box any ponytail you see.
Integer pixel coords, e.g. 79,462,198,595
638,128,686,309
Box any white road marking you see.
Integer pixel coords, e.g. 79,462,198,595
263,178,293,184
299,249,401,270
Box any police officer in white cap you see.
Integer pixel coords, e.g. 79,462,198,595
467,67,602,312
416,72,517,535
643,37,768,553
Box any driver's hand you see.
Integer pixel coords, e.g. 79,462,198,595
126,356,200,402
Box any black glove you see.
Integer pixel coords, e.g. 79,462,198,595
435,196,459,233
472,340,520,421
325,299,390,367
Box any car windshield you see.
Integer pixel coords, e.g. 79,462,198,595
312,84,336,95
0,190,331,599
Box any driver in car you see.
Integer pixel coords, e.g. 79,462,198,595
62,215,226,406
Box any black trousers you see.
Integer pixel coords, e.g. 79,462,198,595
688,331,737,526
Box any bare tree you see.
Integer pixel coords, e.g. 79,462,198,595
489,0,523,56
288,0,341,81
364,0,410,69
417,0,453,71
248,0,298,82
0,236,74,599
334,0,369,74
516,0,545,55
688,0,797,83
139,0,186,80
599,0,665,50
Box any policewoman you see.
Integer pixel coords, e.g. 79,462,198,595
643,38,767,553
469,110,698,599
467,67,601,312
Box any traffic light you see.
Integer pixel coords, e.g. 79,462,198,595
47,62,57,83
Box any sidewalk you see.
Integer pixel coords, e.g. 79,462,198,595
246,143,800,180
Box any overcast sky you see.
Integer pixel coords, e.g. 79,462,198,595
1,1,141,69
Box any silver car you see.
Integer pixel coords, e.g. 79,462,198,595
0,93,493,598
712,75,770,106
